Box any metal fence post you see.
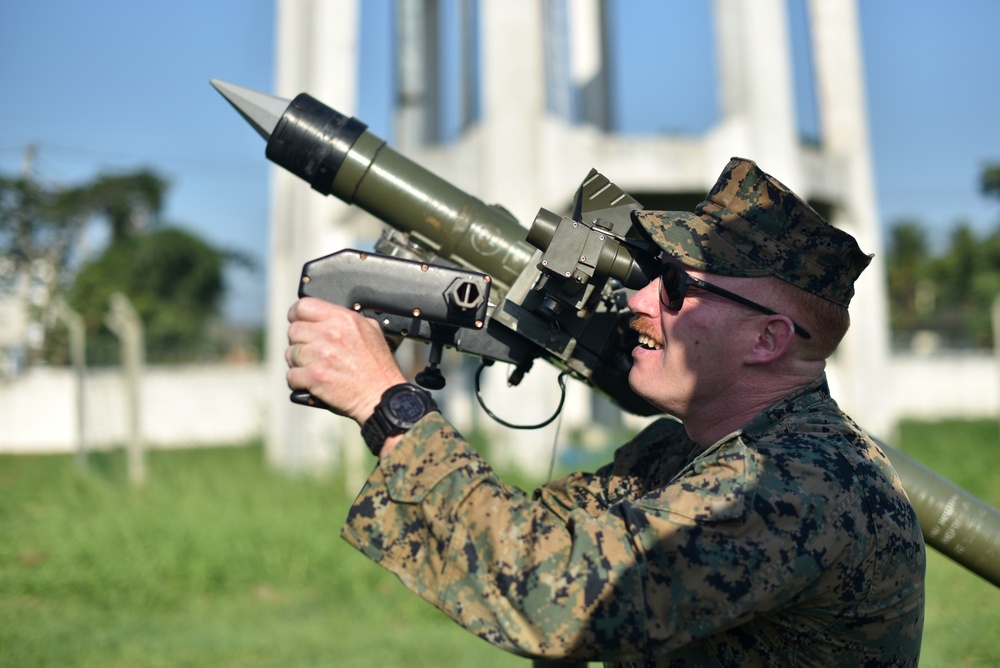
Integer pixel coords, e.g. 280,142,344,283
104,292,146,487
54,298,87,473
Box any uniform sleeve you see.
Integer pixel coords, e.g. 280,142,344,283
340,413,868,662
535,417,698,524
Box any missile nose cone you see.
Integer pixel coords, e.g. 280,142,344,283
210,79,291,142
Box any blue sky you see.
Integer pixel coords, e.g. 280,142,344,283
1,0,998,325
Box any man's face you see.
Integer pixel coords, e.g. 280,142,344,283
626,264,757,420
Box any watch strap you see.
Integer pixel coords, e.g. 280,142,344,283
360,384,438,455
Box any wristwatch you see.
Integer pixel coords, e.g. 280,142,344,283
360,383,439,455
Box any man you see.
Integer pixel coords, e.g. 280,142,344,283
285,158,925,666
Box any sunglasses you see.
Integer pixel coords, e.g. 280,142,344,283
659,264,812,339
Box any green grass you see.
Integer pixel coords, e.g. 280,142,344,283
1,446,525,667
1,420,998,667
895,419,1000,667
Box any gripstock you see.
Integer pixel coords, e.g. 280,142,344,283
213,79,1000,588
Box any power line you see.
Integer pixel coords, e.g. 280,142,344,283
0,142,264,178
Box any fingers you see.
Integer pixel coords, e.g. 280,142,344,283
283,298,408,424
286,342,304,368
285,298,347,370
288,296,343,324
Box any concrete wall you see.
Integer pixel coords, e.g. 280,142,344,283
886,351,1000,422
0,364,268,454
2,353,998,456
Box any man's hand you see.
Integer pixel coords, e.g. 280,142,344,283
286,297,407,426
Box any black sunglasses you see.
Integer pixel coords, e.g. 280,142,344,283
659,264,812,339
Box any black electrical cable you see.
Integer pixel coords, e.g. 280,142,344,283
474,361,571,430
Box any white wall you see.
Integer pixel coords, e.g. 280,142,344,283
887,351,1000,421
0,364,267,454
2,353,998,456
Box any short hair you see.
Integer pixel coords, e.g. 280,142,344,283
744,276,851,359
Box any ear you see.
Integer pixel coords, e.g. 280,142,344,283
743,316,796,365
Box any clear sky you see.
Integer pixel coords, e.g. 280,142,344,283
2,0,998,326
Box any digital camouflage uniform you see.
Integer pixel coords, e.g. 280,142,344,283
343,158,926,665
343,374,924,665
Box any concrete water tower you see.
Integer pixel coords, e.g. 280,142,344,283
262,0,890,473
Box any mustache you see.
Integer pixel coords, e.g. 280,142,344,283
629,316,662,345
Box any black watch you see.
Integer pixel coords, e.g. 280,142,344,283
360,383,439,455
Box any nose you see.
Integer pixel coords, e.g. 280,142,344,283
627,276,660,315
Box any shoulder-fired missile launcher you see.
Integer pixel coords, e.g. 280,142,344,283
212,79,1000,589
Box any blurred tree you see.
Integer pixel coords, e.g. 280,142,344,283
885,219,930,336
87,170,166,241
927,223,986,345
1,168,169,366
982,163,1000,200
886,163,1000,349
2,166,248,366
66,227,234,364
0,168,166,298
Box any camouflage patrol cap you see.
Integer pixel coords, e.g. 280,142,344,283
634,157,873,308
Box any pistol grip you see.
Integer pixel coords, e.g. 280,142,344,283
290,390,332,411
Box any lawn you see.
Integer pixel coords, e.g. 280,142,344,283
2,419,998,667
894,419,1000,667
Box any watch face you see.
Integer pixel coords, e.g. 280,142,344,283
387,391,428,424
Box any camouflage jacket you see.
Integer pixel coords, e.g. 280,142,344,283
342,375,925,666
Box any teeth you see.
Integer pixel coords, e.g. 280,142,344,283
637,333,662,350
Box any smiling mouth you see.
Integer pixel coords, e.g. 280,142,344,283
630,317,663,350
636,333,662,350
